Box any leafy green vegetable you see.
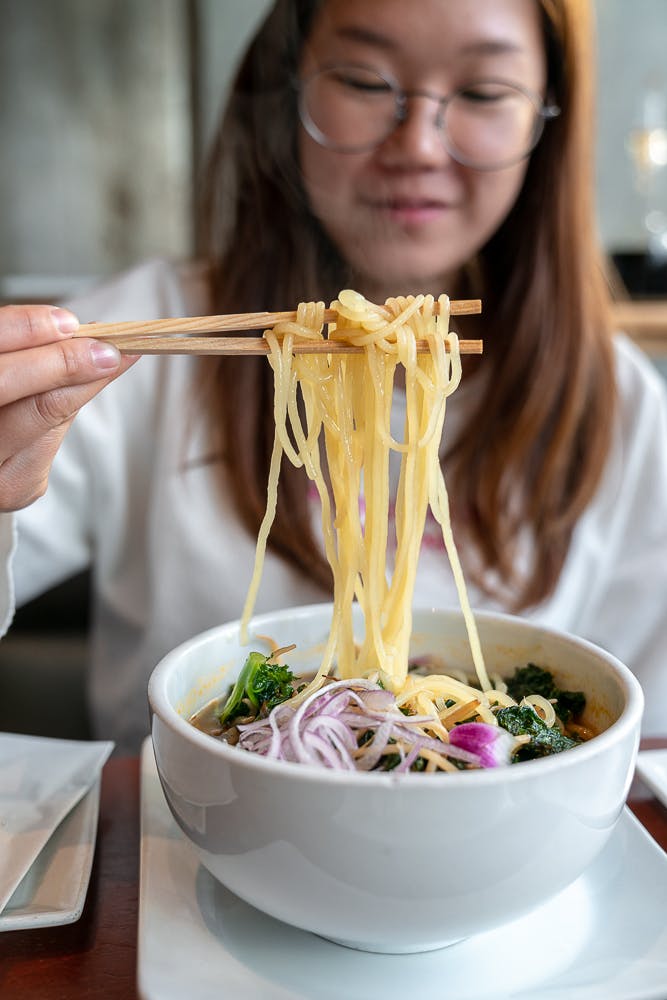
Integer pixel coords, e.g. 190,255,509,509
379,750,427,772
496,705,580,761
505,663,585,724
219,651,295,725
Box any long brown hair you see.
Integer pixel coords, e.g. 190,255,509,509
198,0,615,609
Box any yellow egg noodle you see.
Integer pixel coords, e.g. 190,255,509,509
240,289,509,727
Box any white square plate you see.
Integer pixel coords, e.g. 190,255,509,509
635,749,667,808
137,739,667,1000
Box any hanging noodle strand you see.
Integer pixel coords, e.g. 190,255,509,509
240,290,492,715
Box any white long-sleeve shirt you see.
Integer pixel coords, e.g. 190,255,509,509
2,258,666,750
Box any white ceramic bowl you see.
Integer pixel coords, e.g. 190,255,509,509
148,603,643,954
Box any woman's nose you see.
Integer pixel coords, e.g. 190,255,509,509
378,97,452,168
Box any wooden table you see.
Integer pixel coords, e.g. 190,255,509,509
613,299,667,355
1,743,666,1000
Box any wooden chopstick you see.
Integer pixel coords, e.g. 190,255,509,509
88,335,483,356
75,299,482,356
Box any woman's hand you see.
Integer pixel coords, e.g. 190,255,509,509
0,304,138,512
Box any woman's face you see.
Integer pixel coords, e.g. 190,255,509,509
298,0,547,301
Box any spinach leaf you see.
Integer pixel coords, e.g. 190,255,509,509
506,663,585,724
496,705,580,761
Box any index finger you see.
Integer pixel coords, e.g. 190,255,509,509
0,304,79,351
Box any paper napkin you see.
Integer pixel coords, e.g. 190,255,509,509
0,732,113,914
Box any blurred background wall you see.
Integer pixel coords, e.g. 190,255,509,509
0,0,194,300
0,0,269,302
596,0,667,257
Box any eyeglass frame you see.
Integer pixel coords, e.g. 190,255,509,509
297,64,561,171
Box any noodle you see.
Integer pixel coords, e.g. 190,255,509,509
194,343,588,770
239,289,493,717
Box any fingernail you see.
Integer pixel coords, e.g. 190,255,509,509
51,307,79,335
89,341,121,370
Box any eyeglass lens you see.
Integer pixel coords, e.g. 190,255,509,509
300,66,544,168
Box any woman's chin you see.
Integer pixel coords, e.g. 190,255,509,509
350,260,459,302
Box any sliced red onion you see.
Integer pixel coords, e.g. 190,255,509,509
233,678,516,772
386,725,481,765
448,722,515,767
393,741,425,773
354,718,396,770
357,688,396,711
302,731,354,769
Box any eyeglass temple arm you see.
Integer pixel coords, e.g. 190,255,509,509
542,102,561,120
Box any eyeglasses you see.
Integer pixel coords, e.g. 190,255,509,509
298,64,561,170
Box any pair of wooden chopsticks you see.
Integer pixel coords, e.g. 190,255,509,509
74,299,483,356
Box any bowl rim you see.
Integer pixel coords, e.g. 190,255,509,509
148,603,644,789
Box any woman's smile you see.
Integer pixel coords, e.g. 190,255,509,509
364,194,456,226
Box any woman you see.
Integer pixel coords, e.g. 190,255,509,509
1,0,666,751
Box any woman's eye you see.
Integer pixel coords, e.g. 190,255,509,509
332,71,391,94
459,88,506,103
344,80,390,94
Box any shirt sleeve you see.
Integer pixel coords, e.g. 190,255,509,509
0,513,17,637
13,421,96,606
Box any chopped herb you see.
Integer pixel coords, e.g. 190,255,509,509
380,752,427,772
218,651,295,725
496,705,580,761
380,752,401,770
506,663,585,724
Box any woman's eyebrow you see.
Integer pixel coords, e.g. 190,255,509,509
458,39,525,57
328,28,525,59
334,25,398,51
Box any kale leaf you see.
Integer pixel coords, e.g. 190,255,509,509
505,663,585,724
219,651,295,725
496,705,580,761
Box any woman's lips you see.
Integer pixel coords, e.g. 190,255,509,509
367,198,452,225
